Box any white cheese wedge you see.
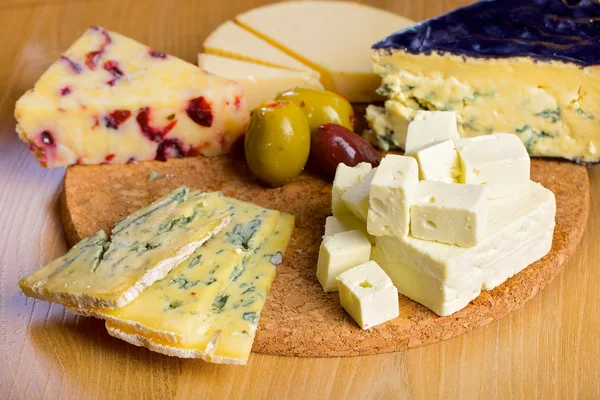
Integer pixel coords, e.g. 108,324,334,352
405,111,460,153
331,162,372,216
316,230,371,292
20,188,232,308
203,20,318,77
371,181,556,316
336,261,399,329
411,181,489,247
367,155,419,237
235,1,414,102
198,54,324,110
455,133,530,199
324,215,375,244
341,168,377,222
406,139,461,183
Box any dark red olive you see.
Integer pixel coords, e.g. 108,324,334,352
311,123,381,179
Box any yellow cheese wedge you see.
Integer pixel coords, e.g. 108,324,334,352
198,53,324,110
70,200,294,364
15,26,249,167
235,1,414,102
19,187,232,308
203,21,318,78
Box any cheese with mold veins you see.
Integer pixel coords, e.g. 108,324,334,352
20,188,231,308
15,26,248,167
235,1,414,102
198,53,323,110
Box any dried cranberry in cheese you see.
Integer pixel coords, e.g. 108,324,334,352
15,26,249,167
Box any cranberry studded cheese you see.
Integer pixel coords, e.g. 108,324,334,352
15,26,249,167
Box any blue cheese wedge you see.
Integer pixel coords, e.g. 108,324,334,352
71,200,293,365
366,0,600,163
102,213,294,365
20,187,231,308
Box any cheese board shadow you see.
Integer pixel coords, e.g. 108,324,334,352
61,149,590,357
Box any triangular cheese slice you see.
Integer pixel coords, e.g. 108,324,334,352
19,187,232,308
198,53,323,109
235,1,414,102
15,26,249,167
203,21,319,79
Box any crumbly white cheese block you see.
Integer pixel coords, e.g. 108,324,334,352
367,155,419,237
341,168,377,222
203,21,317,77
411,181,489,247
324,215,375,244
371,181,556,316
407,139,461,183
20,188,231,308
235,1,414,102
104,213,294,364
336,261,399,329
331,162,372,216
317,230,371,292
198,54,324,110
405,111,460,152
455,133,530,198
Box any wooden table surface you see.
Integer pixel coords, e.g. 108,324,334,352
0,0,598,399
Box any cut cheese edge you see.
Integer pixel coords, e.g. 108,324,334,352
203,20,318,78
198,53,324,110
20,187,232,308
235,1,414,102
71,203,294,364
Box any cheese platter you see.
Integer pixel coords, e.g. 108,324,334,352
15,0,596,366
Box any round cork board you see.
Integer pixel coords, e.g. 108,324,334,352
61,151,589,357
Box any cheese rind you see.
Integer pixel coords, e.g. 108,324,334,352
235,1,414,102
316,230,371,292
198,54,324,110
367,155,419,237
331,162,372,216
20,188,232,308
405,111,460,153
407,139,460,183
15,26,249,167
454,133,530,198
410,181,489,247
336,261,399,329
341,169,377,222
203,21,318,77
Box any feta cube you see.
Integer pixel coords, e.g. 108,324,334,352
367,155,419,237
331,162,372,216
324,215,375,244
407,139,461,183
411,180,489,247
341,168,377,222
336,261,399,329
316,230,371,292
455,133,530,199
405,111,460,153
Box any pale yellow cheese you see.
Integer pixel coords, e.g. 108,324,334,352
198,53,324,110
203,20,318,77
236,1,414,102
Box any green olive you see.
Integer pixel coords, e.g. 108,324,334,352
275,88,354,132
244,100,310,187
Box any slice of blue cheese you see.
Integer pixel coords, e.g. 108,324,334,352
366,0,600,163
19,187,232,308
71,202,294,364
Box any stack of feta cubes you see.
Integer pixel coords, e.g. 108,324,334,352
317,111,556,326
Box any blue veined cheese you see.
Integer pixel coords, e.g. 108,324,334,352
102,212,294,365
19,187,232,308
372,180,555,316
365,53,600,163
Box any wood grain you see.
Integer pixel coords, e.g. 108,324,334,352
61,153,589,357
1,0,599,399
